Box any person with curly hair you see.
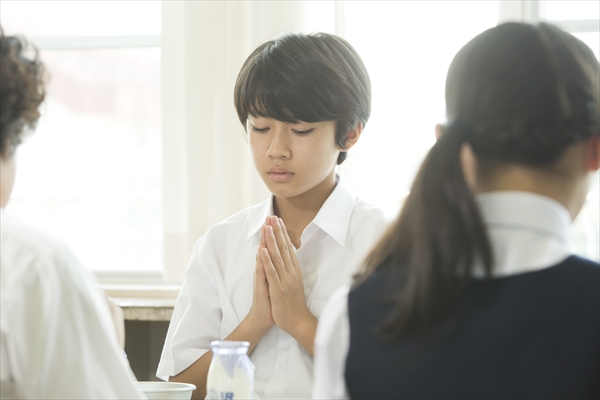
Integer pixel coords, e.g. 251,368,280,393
0,28,144,398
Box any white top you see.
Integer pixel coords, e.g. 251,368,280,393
312,191,573,399
157,176,391,399
0,211,144,399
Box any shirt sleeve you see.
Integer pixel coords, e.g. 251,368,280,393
157,234,223,380
313,285,351,400
1,245,143,399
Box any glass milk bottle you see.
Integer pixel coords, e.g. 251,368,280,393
206,340,254,400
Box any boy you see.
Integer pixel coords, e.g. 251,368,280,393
157,32,390,399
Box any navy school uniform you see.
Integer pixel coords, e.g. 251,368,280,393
346,256,600,399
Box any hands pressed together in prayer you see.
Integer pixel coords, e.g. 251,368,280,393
249,216,318,355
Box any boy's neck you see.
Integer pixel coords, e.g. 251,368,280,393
273,172,337,249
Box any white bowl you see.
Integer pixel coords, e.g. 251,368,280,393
138,381,196,400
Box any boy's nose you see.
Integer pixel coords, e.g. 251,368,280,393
267,131,291,159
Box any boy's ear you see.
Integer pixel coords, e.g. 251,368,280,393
585,135,600,171
341,122,363,151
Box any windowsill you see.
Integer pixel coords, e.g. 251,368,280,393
101,284,181,299
101,284,180,321
95,270,169,286
113,297,176,321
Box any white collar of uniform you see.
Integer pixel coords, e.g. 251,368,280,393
245,174,356,246
475,191,572,277
246,196,275,244
310,174,355,247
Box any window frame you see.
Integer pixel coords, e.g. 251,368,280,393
107,0,600,283
18,28,164,284
28,35,160,50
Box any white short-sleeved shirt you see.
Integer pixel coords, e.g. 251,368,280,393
0,211,144,399
312,191,574,399
157,176,391,399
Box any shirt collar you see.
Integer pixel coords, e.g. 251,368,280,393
475,191,572,276
310,175,356,247
245,174,356,246
246,197,275,244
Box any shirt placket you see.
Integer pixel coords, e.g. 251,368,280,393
271,225,315,373
275,329,293,371
264,224,320,397
296,225,320,300
263,329,294,397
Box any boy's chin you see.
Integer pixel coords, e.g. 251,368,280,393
265,182,306,200
267,186,299,199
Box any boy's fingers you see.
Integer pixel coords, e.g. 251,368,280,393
271,217,293,272
256,226,266,265
261,247,280,285
265,225,286,276
259,226,266,248
256,251,265,277
279,219,301,271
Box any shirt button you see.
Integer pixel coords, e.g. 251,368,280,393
280,363,285,369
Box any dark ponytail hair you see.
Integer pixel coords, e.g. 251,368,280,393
355,22,599,340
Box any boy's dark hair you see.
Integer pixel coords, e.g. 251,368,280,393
356,22,599,340
0,27,46,158
234,32,371,165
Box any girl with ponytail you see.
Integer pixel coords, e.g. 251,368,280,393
313,22,599,399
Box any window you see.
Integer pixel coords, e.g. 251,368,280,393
2,1,597,284
338,1,500,215
337,0,599,262
540,1,599,59
1,1,162,272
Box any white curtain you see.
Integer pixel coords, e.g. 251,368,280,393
161,1,336,281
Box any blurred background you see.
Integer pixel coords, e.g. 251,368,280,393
1,1,598,284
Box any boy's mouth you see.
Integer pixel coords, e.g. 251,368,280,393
267,167,294,182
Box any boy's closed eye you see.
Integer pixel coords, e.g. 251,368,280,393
249,124,315,136
291,128,314,135
250,124,270,133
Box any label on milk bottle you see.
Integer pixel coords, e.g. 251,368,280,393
206,389,234,400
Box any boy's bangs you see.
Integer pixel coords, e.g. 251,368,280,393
241,66,340,124
244,83,299,124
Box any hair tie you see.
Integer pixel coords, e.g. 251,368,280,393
445,119,473,142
